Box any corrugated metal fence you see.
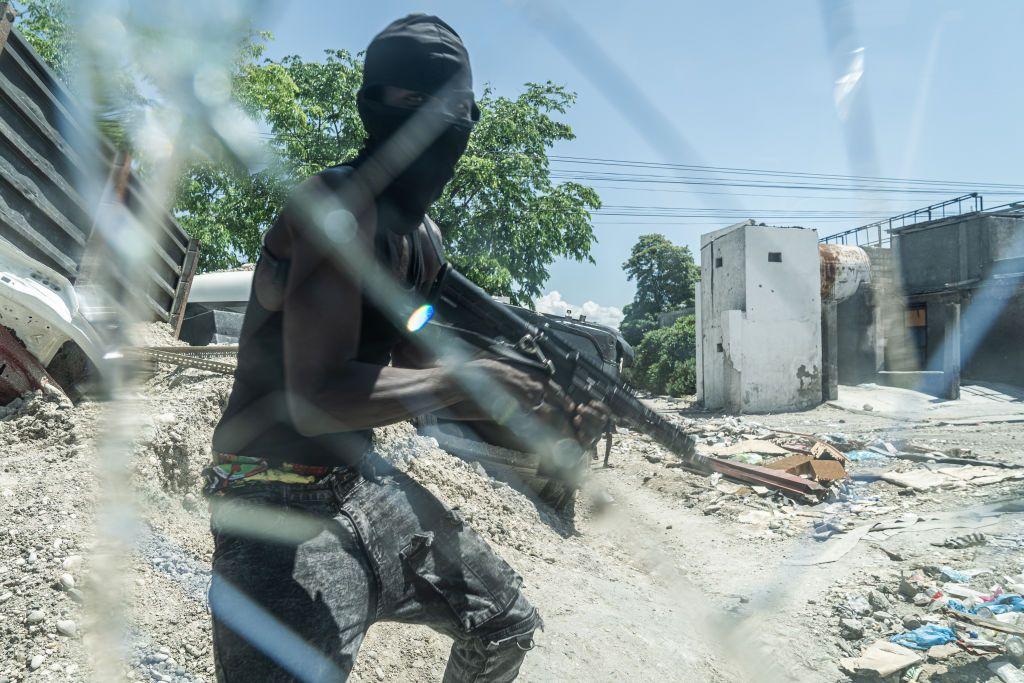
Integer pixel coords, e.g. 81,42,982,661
0,6,197,330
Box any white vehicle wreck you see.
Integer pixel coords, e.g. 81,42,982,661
0,23,197,402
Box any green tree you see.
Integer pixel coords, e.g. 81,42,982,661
433,83,599,303
175,41,600,297
174,42,363,270
19,11,600,288
619,234,699,346
15,0,74,79
628,315,696,397
17,0,145,150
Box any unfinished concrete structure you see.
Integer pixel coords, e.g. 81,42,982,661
696,220,822,413
821,195,1024,396
819,244,871,401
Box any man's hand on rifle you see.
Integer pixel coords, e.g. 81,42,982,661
458,358,610,449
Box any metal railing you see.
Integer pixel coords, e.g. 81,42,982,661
819,193,984,247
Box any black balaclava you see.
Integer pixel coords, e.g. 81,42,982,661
357,14,479,234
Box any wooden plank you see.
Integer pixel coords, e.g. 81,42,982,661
0,108,89,214
0,69,88,174
0,189,76,274
0,149,86,246
169,238,200,339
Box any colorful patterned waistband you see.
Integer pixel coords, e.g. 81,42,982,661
203,453,335,495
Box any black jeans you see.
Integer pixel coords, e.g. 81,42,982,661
207,457,541,682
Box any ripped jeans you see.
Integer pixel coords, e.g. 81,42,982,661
207,457,541,682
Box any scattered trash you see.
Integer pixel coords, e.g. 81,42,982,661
711,439,789,457
941,566,972,583
845,450,887,462
984,595,1024,616
889,624,957,650
732,453,763,465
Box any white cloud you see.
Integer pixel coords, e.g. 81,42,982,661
534,291,624,329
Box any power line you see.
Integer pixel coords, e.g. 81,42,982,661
547,155,1024,191
249,131,1024,194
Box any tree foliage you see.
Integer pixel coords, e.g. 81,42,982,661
433,83,599,303
174,43,366,271
627,315,696,397
619,234,699,346
17,0,145,150
19,10,600,291
15,0,74,79
174,39,600,298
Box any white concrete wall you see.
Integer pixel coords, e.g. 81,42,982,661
698,224,822,413
695,281,703,401
699,228,745,410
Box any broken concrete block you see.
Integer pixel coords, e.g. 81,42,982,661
840,618,865,640
839,640,923,677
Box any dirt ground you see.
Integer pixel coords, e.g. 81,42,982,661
1,329,1023,682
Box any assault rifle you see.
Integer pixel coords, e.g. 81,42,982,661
428,264,826,500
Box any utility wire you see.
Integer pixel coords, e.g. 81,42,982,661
250,131,1024,192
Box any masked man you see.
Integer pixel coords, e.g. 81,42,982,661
206,15,607,682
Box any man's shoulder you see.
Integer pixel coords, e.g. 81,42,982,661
286,165,367,217
421,215,443,243
302,165,359,193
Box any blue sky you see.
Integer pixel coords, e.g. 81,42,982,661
256,1,1024,320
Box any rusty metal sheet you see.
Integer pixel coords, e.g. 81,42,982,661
765,453,814,471
808,459,848,483
0,324,51,403
819,243,870,302
811,440,849,465
708,456,827,499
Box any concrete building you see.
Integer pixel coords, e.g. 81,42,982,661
696,220,823,413
824,197,1024,396
892,211,1024,387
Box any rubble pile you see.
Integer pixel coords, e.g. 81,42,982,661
613,413,1024,540
374,422,572,555
0,388,97,679
829,530,1024,680
1,324,1021,681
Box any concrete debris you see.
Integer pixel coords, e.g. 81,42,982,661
839,640,923,677
1,320,1018,681
990,660,1024,683
710,439,790,457
764,452,848,484
882,466,1024,491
